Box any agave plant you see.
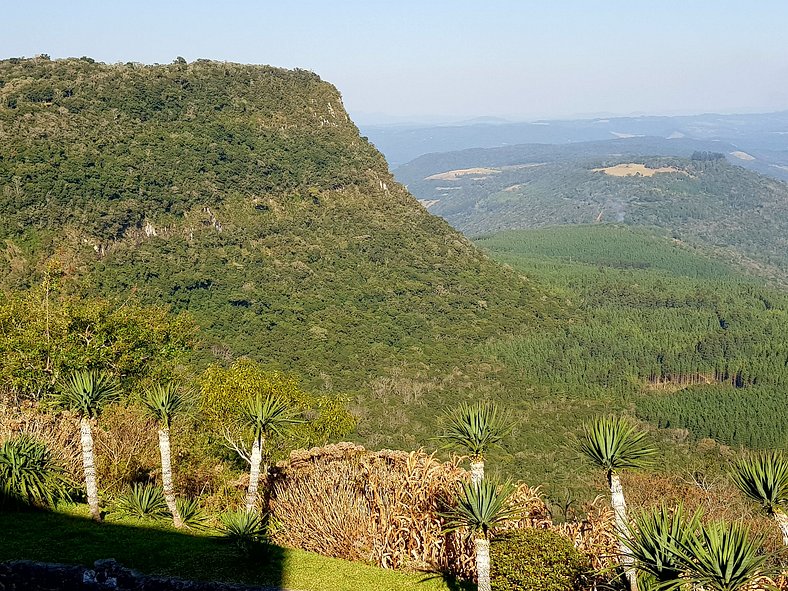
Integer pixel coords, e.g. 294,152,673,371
442,480,522,591
579,416,656,591
241,394,302,511
731,451,788,544
0,435,70,509
621,504,702,590
670,520,769,591
439,401,512,485
176,496,209,530
54,370,120,521
114,483,169,519
218,509,267,555
141,383,188,528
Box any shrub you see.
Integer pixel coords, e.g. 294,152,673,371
0,435,70,508
114,483,169,519
218,509,266,555
176,496,209,530
491,528,589,591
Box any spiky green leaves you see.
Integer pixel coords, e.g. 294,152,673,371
624,507,770,591
0,435,70,508
731,451,788,516
579,416,655,473
114,483,169,519
439,401,512,460
218,509,267,554
141,383,187,429
241,394,302,441
54,370,119,419
622,504,702,588
441,480,521,539
672,520,768,591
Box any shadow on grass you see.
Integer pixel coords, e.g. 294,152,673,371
418,570,475,591
0,507,285,589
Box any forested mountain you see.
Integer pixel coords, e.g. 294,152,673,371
395,143,788,285
0,57,560,395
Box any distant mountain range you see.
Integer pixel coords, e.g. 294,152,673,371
363,110,788,175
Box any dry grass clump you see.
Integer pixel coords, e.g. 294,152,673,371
269,442,549,578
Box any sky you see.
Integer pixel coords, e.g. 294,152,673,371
4,0,788,124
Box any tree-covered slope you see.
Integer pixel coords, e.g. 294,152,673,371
0,57,560,391
396,143,788,284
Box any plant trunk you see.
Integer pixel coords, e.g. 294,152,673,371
471,459,485,486
774,510,788,545
609,471,638,591
245,435,263,512
80,417,101,522
158,427,183,528
475,536,491,591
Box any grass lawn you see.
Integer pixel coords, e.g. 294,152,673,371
0,504,470,591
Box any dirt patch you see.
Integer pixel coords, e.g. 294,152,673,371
593,163,684,177
730,150,755,161
425,167,501,181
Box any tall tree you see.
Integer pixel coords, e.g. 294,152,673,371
579,416,655,591
54,370,119,521
241,394,301,512
141,383,187,528
732,451,788,544
440,401,512,485
442,480,520,591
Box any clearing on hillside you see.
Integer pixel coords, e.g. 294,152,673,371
593,163,683,177
425,167,501,180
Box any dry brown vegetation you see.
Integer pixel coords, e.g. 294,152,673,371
425,167,501,181
593,163,684,177
269,443,550,579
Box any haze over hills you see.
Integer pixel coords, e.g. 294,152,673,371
363,111,788,176
395,140,788,286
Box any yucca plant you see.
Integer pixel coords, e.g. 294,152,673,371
114,483,169,519
0,435,70,509
53,370,120,521
442,480,522,591
141,383,188,528
622,504,702,590
176,496,209,530
670,520,769,591
732,451,788,544
579,416,656,591
241,394,302,511
218,509,267,555
439,401,512,485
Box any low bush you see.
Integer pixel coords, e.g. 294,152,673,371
114,483,169,519
218,509,267,555
0,435,70,509
490,528,589,591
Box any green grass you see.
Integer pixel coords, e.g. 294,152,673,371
0,504,468,591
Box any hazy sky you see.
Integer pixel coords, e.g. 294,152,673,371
4,1,788,123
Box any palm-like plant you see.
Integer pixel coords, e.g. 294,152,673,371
218,509,267,555
670,520,768,591
579,416,656,591
141,383,187,528
54,370,119,521
442,480,521,591
440,401,512,485
0,435,70,509
241,393,302,511
622,504,702,590
731,451,788,544
114,483,169,519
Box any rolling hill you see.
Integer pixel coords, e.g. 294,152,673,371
395,142,788,285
